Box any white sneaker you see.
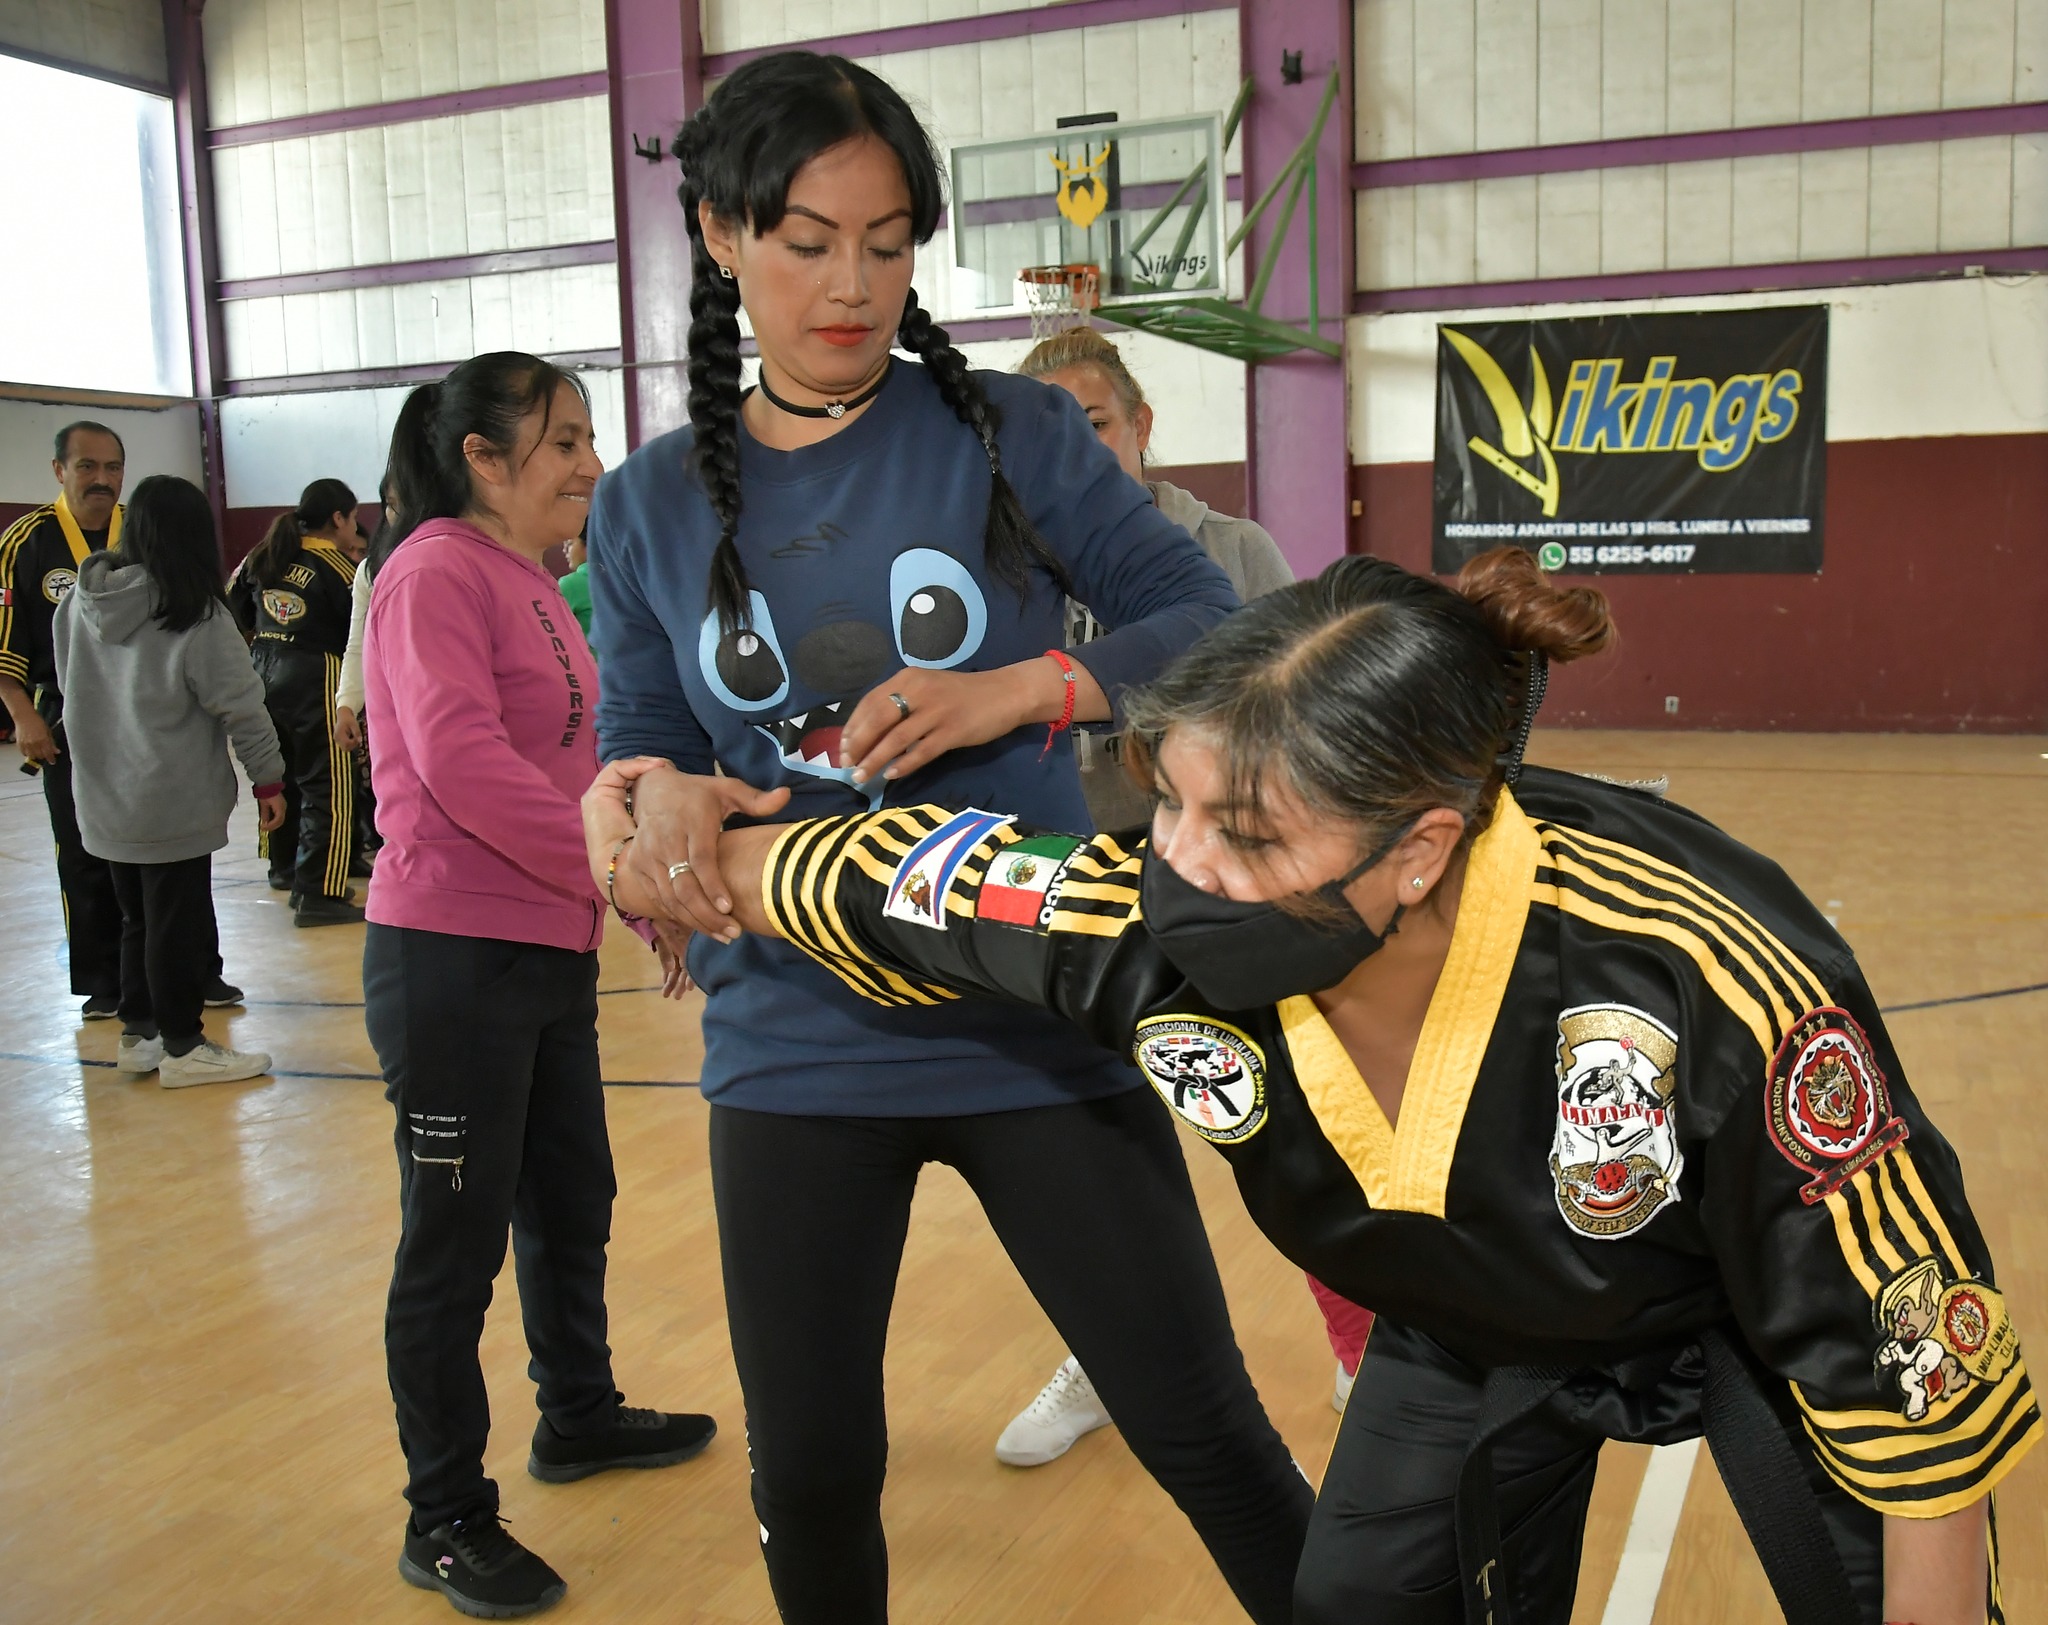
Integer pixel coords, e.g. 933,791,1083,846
117,1033,165,1073
158,1039,273,1089
995,1356,1112,1467
1333,1360,1355,1413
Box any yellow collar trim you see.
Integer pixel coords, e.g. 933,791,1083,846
54,493,121,564
1280,788,1541,1219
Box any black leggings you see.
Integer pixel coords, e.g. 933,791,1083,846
711,1092,1313,1625
1295,1318,1886,1624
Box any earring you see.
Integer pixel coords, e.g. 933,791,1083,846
718,264,735,280
1410,876,1425,890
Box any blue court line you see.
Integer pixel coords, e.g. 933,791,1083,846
0,1052,698,1087
1883,981,2048,1015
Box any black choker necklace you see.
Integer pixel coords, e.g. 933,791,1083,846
756,359,891,420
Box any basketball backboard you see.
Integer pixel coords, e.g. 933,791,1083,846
948,113,1225,314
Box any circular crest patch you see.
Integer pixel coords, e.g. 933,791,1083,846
42,567,76,603
1133,1016,1267,1145
1767,1007,1906,1203
261,588,308,626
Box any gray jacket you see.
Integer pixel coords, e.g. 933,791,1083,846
1073,480,1295,831
52,552,285,864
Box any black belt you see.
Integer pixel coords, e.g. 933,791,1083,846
1453,1325,1860,1625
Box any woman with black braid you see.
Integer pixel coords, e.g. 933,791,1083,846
585,50,1310,1625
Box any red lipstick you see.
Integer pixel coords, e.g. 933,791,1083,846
815,325,873,348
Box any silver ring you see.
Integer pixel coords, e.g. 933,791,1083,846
668,861,693,881
888,692,912,721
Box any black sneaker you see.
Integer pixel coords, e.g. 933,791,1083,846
398,1511,565,1619
80,993,120,1021
528,1405,717,1483
204,977,244,1007
294,894,366,928
267,873,294,892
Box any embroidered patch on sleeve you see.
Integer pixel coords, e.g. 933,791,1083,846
1133,1016,1268,1145
1767,1006,1909,1204
1874,1255,2020,1422
973,835,1082,929
881,809,1011,932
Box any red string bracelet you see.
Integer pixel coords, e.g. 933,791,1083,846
1040,649,1078,758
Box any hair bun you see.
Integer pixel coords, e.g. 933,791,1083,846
1453,545,1617,664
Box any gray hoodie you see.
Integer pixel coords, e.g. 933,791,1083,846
1071,481,1296,831
52,552,285,864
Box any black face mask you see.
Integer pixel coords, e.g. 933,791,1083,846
1140,827,1411,1011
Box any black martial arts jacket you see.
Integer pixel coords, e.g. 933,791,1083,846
229,540,355,655
759,765,2038,1518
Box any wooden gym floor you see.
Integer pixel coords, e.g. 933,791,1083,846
2,730,2043,1623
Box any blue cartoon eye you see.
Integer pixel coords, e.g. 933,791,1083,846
697,592,790,712
890,548,987,669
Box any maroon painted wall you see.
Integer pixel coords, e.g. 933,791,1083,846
1351,433,2048,732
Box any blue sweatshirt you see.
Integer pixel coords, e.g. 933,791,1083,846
589,360,1239,1114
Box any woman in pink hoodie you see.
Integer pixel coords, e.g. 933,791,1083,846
362,351,713,1620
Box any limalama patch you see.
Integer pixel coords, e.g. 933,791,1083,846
881,809,1011,932
974,835,1082,929
1133,1016,1268,1145
1766,1006,1907,1204
1873,1254,2019,1422
1548,1003,1685,1240
261,588,309,626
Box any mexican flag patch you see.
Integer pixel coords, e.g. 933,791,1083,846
975,835,1082,927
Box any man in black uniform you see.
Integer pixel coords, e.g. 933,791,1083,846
228,499,361,924
2,424,129,1016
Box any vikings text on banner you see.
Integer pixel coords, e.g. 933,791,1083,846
1432,306,1828,575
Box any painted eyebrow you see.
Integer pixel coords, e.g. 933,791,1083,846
784,204,913,231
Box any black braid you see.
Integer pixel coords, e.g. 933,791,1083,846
895,289,1075,606
676,110,753,634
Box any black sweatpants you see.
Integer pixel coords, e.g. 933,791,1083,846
108,855,215,1054
364,924,621,1530
255,645,353,900
711,1093,1313,1625
1294,1318,1886,1625
39,717,121,1000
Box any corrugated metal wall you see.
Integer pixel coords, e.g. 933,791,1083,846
0,0,168,86
1354,0,2048,291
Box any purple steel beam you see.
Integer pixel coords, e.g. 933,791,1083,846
224,349,623,397
702,0,1231,77
1239,0,1352,578
206,70,609,148
160,0,227,539
606,0,699,448
1350,247,2048,314
217,240,618,301
1354,100,2048,190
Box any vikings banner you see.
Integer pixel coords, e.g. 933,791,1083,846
1432,306,1828,575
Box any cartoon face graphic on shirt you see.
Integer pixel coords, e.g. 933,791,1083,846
697,544,989,805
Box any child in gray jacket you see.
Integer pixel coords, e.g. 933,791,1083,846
53,475,288,1088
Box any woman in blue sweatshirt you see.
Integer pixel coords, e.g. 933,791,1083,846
588,51,1309,1625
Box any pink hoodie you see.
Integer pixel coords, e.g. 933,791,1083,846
364,517,603,951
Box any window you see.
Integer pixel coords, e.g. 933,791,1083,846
0,53,190,396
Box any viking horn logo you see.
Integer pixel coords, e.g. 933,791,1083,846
1052,143,1113,230
1443,327,1561,518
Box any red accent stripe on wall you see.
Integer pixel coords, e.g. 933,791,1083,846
1349,434,2048,732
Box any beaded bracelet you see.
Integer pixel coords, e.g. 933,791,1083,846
1040,649,1078,759
606,835,636,916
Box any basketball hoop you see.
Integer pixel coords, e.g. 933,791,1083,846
1019,263,1100,341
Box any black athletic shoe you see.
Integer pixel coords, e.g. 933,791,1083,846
527,1406,717,1483
203,977,244,1007
80,993,121,1021
398,1511,565,1619
294,894,366,928
267,873,294,892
